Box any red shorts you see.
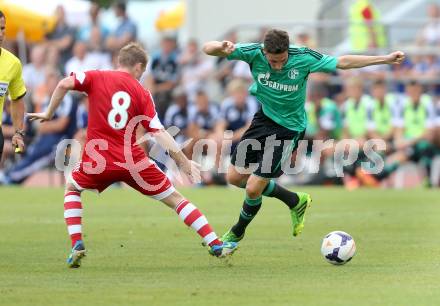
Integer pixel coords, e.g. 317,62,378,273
69,161,175,200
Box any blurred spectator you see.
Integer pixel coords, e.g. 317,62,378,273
179,39,214,101
89,26,105,51
417,3,440,46
71,95,88,161
205,79,257,183
294,27,316,49
164,86,190,148
88,27,113,70
341,77,373,140
46,45,63,75
304,82,342,185
410,54,440,82
368,79,400,141
375,81,437,187
390,56,414,93
187,90,219,157
215,30,238,89
433,102,440,187
435,100,440,149
394,81,436,146
228,31,252,82
31,47,62,112
105,1,137,53
65,41,88,75
22,45,47,93
340,77,374,189
305,82,342,141
188,90,219,138
231,60,253,82
75,96,88,142
433,100,440,163
349,0,386,52
0,68,77,184
45,5,76,71
254,27,270,43
143,34,180,120
213,79,258,148
65,41,111,75
186,90,220,184
352,80,402,186
77,2,109,43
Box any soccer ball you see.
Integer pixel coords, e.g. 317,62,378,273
321,231,356,265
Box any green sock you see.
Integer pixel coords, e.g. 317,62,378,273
231,195,262,237
262,179,299,209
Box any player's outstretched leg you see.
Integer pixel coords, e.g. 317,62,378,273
64,186,86,268
262,179,312,237
161,191,238,257
222,195,261,243
222,175,266,243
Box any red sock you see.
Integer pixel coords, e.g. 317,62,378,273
64,191,83,247
175,199,221,247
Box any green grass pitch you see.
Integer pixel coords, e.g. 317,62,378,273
1,186,439,306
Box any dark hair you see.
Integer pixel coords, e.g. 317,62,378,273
408,79,420,86
0,10,5,20
263,29,290,54
196,88,207,96
310,82,329,98
115,1,126,12
372,79,386,87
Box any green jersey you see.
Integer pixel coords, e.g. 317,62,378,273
401,94,436,139
370,94,398,137
342,95,373,138
227,43,338,131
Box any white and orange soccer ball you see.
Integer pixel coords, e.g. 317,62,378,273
321,231,356,265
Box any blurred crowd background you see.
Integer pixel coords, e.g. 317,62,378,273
1,0,440,188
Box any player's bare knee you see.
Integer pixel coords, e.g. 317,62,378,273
226,171,239,186
227,171,247,187
245,182,263,199
161,190,184,210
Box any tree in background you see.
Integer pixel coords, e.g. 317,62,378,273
91,0,116,9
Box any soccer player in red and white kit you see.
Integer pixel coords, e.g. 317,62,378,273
27,43,238,268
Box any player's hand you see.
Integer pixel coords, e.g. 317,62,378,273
181,160,201,184
12,133,25,154
221,40,235,55
385,51,405,65
26,112,52,122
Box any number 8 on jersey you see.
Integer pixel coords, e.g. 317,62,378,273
108,91,131,130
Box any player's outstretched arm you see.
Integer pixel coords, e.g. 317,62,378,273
202,40,235,57
153,129,201,183
27,75,75,122
336,51,405,70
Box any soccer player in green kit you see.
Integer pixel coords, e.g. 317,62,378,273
203,29,405,243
